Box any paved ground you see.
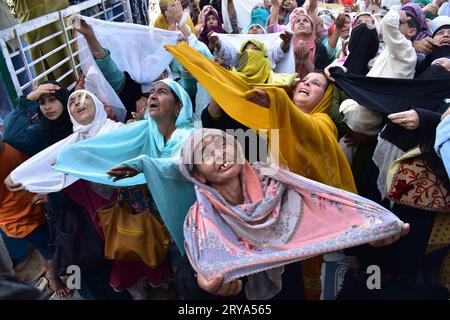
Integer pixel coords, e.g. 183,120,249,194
14,249,169,300
14,249,51,298
14,249,84,300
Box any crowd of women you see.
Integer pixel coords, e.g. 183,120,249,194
0,0,449,300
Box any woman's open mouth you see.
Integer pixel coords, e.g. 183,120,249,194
298,88,310,97
77,107,87,115
148,102,159,110
219,162,234,172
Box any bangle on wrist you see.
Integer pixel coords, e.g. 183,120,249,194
93,49,105,57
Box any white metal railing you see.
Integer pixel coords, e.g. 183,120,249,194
0,0,133,97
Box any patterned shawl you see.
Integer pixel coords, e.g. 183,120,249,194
179,129,404,300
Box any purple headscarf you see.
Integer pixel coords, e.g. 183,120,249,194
198,8,227,46
401,3,431,41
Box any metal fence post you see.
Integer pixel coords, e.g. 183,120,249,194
0,0,133,103
59,11,79,80
122,0,133,23
13,29,34,93
101,0,108,20
0,45,19,106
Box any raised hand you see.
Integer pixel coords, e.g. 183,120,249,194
247,89,270,108
324,65,335,82
369,223,410,247
4,175,24,193
398,10,411,25
282,0,297,12
165,1,183,27
413,37,435,54
26,83,60,101
295,41,312,61
173,1,184,24
367,0,381,13
335,13,346,30
388,109,420,130
71,17,105,58
280,30,293,52
73,18,95,39
271,0,280,6
422,3,439,16
207,31,220,50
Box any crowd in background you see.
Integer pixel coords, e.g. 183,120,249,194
0,0,449,300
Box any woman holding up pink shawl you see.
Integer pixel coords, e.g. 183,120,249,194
177,129,409,300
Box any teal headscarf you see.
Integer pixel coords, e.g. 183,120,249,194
54,79,196,253
413,0,431,6
243,23,267,34
413,0,434,19
244,6,269,34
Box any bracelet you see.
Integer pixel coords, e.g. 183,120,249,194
92,49,105,58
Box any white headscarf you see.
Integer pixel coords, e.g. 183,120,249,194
352,12,381,35
10,90,123,193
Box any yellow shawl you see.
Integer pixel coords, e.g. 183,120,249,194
166,43,356,193
165,43,357,300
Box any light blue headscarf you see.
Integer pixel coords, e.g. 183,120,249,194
54,79,196,253
243,23,267,34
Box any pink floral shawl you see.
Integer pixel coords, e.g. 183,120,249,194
179,129,404,300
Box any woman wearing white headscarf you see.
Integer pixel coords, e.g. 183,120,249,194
6,90,123,193
3,89,124,299
54,79,196,254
